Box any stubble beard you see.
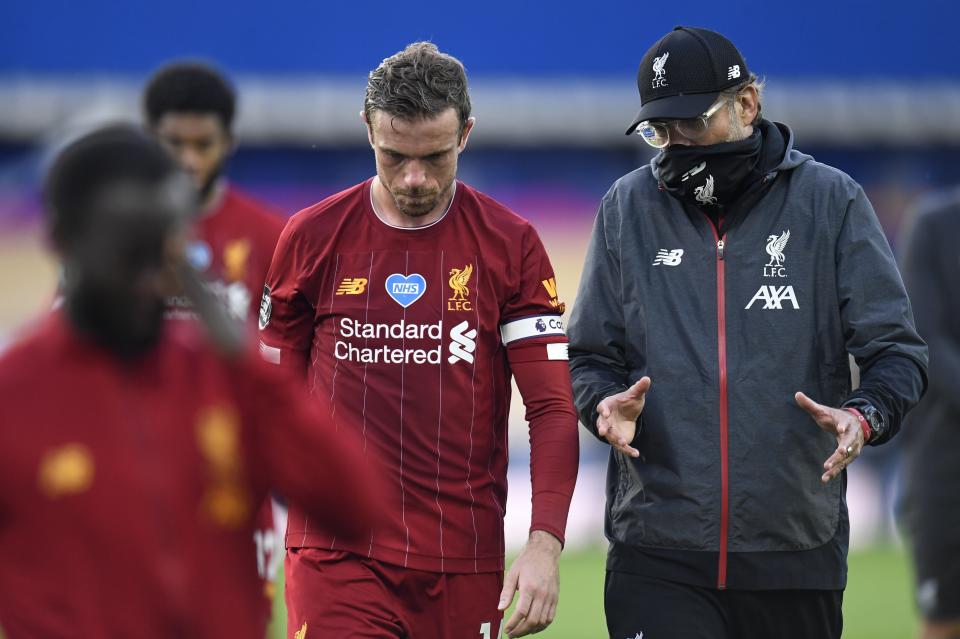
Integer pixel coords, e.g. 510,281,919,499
391,179,454,219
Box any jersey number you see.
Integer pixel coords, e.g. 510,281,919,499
253,529,276,578
480,621,503,639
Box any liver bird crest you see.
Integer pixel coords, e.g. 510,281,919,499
448,264,473,301
765,230,791,267
653,52,669,80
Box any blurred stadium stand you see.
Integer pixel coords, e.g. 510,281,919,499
0,0,955,551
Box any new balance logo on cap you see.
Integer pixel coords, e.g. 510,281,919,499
653,249,684,266
626,26,751,135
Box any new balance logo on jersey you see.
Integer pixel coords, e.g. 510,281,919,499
745,285,800,310
336,277,368,295
653,249,684,266
448,321,477,365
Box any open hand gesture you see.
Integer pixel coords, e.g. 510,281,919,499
794,392,865,483
596,377,651,458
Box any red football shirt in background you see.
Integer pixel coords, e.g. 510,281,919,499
260,179,578,574
167,183,287,601
170,184,285,323
0,313,379,638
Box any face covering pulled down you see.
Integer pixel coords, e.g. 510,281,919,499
657,128,763,209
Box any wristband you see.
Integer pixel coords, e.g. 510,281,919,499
842,407,871,443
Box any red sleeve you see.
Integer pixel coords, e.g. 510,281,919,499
502,224,578,544
246,211,287,322
258,217,316,378
510,351,579,545
234,351,384,541
500,224,567,323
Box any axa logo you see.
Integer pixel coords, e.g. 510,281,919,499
448,320,477,365
764,229,791,277
652,249,683,266
448,263,473,311
336,277,368,295
651,52,669,88
745,285,800,310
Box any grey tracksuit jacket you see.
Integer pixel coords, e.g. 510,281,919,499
568,122,928,590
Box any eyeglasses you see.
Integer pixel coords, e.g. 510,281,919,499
636,98,730,148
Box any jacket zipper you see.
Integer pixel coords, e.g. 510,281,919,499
709,220,730,590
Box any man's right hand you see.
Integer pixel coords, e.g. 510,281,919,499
596,377,651,458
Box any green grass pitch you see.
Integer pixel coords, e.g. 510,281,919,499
268,545,918,638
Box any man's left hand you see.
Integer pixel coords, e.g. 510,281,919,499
498,530,562,637
795,391,865,483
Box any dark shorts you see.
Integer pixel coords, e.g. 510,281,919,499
604,571,843,639
285,547,503,639
906,507,960,621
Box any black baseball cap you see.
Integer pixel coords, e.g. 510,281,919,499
625,26,750,135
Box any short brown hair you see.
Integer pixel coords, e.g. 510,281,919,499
364,42,471,135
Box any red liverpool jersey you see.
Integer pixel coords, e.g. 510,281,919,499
171,185,285,323
260,179,573,574
0,313,379,638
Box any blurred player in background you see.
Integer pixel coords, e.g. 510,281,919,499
0,125,380,638
568,26,928,639
899,192,960,639
144,61,285,323
143,61,287,616
259,42,580,638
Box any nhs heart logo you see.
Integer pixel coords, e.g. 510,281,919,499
385,273,427,308
186,240,212,271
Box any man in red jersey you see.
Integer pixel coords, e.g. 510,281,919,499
0,126,380,638
143,61,288,612
259,42,580,638
144,61,285,325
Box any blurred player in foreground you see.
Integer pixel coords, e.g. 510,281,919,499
259,42,580,638
0,125,380,638
900,192,960,639
144,61,288,616
568,26,928,639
